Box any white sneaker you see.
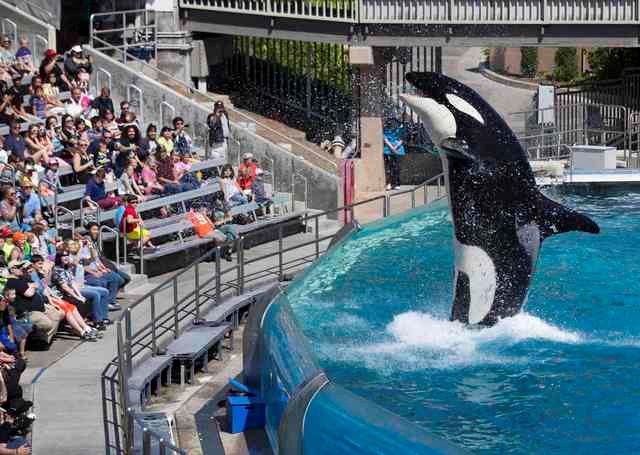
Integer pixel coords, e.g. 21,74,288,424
385,184,392,191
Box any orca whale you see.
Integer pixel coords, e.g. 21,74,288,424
401,72,600,326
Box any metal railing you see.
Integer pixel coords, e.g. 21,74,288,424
387,173,445,215
509,102,639,165
180,0,640,23
99,225,122,268
90,9,158,63
101,174,446,454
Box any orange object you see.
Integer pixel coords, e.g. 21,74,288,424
49,296,77,315
186,211,214,238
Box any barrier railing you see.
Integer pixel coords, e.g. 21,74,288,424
95,68,113,94
101,174,446,454
181,0,640,23
90,9,158,63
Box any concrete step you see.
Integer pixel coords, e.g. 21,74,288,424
118,263,136,275
123,274,151,297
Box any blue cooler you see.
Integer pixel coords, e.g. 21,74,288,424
226,379,266,433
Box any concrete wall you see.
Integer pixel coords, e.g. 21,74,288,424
0,0,56,60
84,46,339,212
489,47,591,77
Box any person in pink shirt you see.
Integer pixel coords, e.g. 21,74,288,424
140,156,164,195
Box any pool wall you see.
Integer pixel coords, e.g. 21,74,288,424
242,225,467,455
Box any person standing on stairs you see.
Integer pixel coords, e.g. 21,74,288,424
206,101,232,162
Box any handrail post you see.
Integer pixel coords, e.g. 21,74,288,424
194,262,201,320
238,237,245,295
278,225,283,281
215,246,222,302
139,231,144,275
314,216,320,259
173,278,179,338
125,309,133,374
411,190,416,209
142,427,151,455
150,295,157,355
53,185,59,232
126,407,135,454
383,195,389,217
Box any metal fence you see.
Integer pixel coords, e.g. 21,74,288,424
223,36,353,144
181,0,640,23
101,174,446,455
90,8,158,63
508,102,636,164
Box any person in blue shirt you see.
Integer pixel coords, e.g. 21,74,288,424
4,122,26,160
19,178,41,225
85,167,122,209
383,118,406,190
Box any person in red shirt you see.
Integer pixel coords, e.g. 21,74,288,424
120,194,157,250
237,152,257,194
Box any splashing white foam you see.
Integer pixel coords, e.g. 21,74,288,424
317,311,583,372
387,311,582,348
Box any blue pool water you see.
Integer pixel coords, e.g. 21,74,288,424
282,188,640,454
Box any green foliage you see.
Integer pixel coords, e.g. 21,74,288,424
520,47,538,77
587,48,640,80
553,48,578,82
232,36,350,91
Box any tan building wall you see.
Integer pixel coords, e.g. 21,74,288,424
489,48,590,77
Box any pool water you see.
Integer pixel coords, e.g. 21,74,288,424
283,188,640,454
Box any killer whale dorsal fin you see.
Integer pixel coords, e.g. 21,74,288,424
540,194,600,240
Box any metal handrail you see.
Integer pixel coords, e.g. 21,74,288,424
86,37,339,170
54,205,75,237
127,84,144,125
89,8,158,65
291,172,308,213
95,68,113,94
129,411,186,455
102,175,445,454
81,197,101,227
387,173,446,215
99,225,121,267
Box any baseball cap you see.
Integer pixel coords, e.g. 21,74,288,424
242,152,253,160
0,226,12,239
45,49,57,58
12,232,26,242
71,45,82,53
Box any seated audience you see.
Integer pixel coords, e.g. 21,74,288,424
85,168,120,209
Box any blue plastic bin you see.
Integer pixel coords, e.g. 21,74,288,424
226,395,266,433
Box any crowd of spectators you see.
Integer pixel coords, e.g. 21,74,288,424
0,36,275,356
0,31,291,452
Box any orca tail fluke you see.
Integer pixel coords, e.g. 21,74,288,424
539,195,600,239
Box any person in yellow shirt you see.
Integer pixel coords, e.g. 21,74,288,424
156,126,174,154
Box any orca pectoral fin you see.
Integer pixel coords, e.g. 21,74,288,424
540,195,600,240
